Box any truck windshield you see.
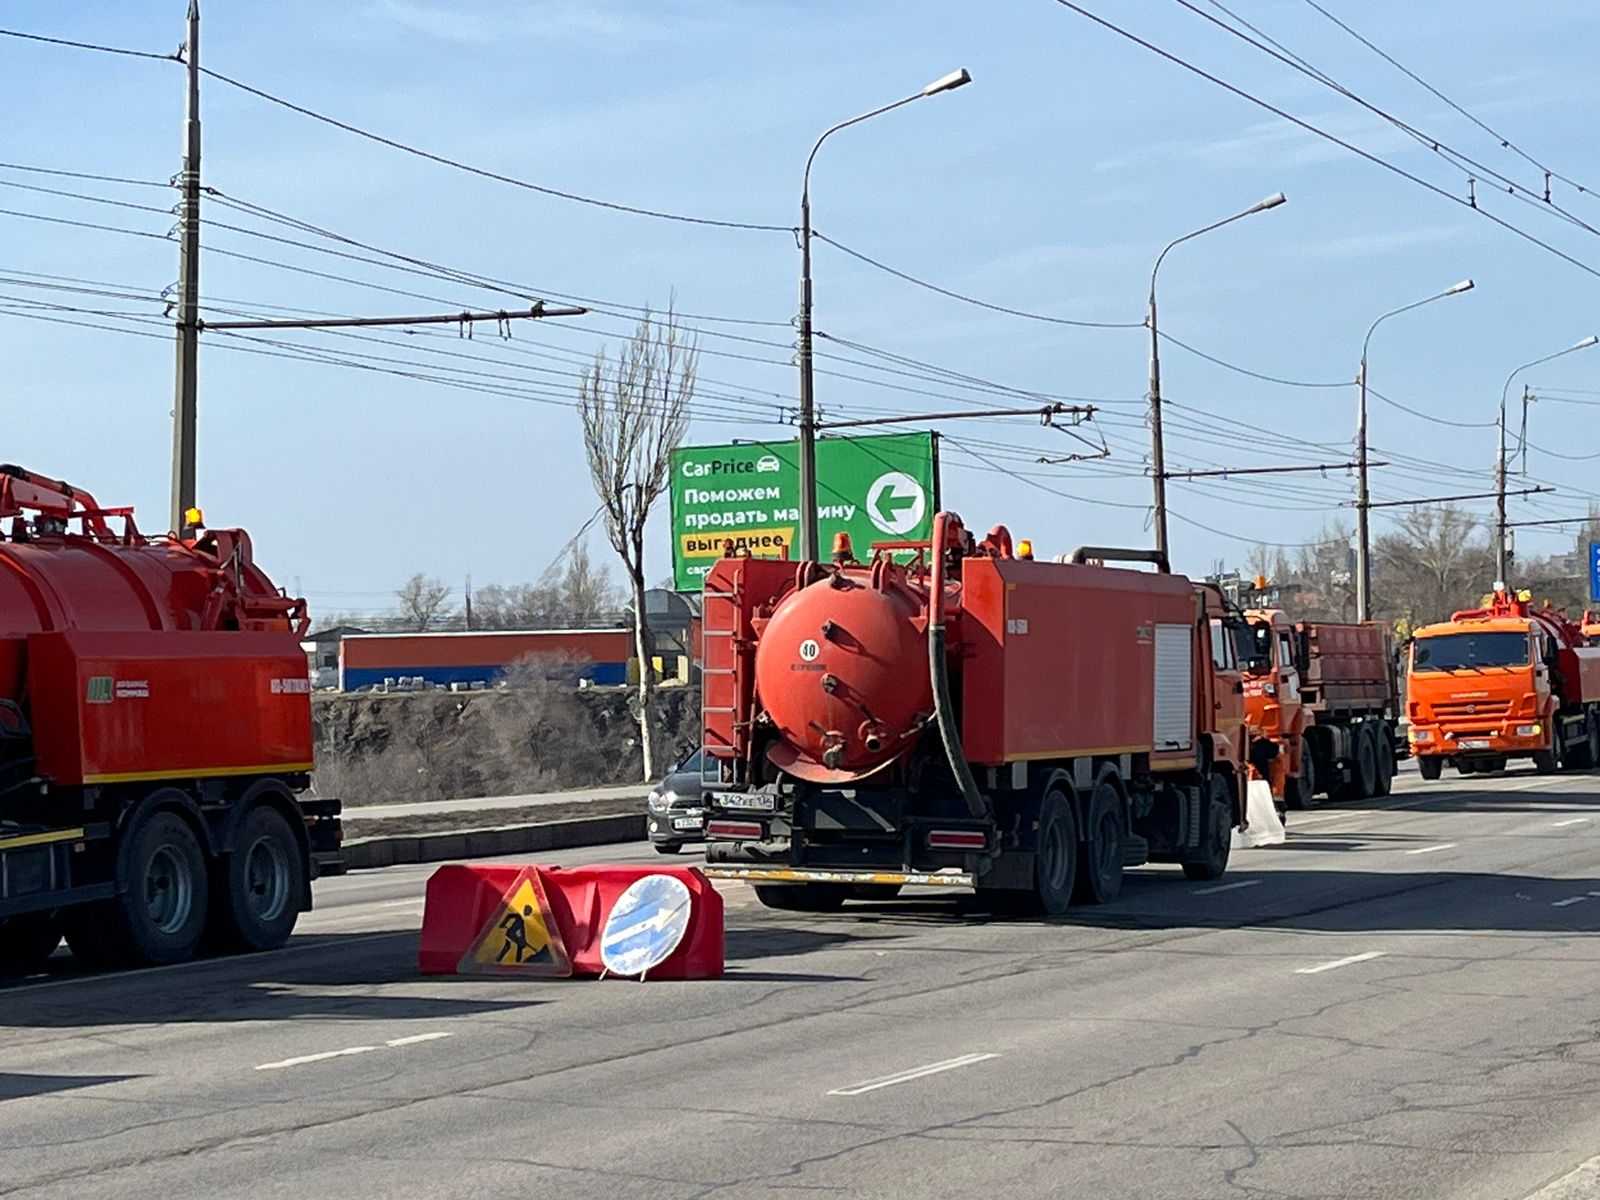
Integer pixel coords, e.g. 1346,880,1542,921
1412,631,1530,672
1243,623,1274,672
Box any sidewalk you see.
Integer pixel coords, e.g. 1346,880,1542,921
344,781,649,823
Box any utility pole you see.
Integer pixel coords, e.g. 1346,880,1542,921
1355,354,1371,622
1352,279,1475,621
1146,193,1285,562
796,69,971,564
1496,336,1598,583
1495,390,1510,583
169,0,202,534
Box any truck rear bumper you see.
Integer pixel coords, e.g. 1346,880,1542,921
704,865,976,888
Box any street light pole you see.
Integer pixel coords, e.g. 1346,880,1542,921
1147,192,1285,561
1495,335,1598,581
1353,279,1474,622
796,68,970,563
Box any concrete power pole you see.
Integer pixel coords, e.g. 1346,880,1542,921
169,0,202,534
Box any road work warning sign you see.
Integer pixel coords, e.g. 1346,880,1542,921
458,872,572,977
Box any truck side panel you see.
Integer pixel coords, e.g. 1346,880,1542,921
1300,621,1394,715
961,559,1198,766
28,630,314,787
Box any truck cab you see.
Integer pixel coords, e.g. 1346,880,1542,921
1405,588,1600,776
1241,609,1313,806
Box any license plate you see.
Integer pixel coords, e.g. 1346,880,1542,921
1460,739,1491,750
672,816,702,831
714,791,776,812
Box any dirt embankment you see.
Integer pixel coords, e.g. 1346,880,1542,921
312,685,700,806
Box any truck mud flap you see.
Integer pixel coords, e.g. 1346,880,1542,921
703,866,975,888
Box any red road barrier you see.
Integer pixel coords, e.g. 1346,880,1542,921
418,863,724,979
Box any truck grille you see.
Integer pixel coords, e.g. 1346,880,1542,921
1430,699,1511,721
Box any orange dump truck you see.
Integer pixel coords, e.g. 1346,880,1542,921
1241,609,1399,808
1407,589,1600,778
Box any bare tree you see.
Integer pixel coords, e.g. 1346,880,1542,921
1373,505,1494,632
578,305,696,781
395,573,456,632
553,539,620,626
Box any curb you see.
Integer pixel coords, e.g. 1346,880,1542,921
341,813,646,871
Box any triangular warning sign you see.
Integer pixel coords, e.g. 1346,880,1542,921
458,871,572,977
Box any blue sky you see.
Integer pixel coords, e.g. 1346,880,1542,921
6,0,1600,620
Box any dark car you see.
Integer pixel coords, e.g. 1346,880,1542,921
646,749,707,854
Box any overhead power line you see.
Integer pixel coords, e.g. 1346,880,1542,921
195,67,792,234
0,26,178,61
1295,0,1600,203
1046,1,1600,285
812,232,1145,329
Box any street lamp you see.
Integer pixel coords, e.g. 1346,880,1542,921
1147,192,1286,561
1354,279,1474,622
1495,334,1598,580
795,68,972,563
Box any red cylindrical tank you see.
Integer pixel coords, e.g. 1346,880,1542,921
0,532,298,703
753,564,935,784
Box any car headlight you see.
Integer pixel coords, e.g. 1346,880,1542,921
1410,729,1432,743
1516,724,1542,737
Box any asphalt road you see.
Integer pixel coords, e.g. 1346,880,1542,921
4,764,1600,1199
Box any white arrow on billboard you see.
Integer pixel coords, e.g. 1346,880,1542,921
866,471,927,535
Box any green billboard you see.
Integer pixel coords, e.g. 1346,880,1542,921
668,431,939,591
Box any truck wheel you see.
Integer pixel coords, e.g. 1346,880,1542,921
0,914,61,976
112,809,210,966
1182,776,1234,882
1534,749,1558,775
210,805,305,953
1073,780,1125,905
1338,730,1379,800
1418,757,1443,782
752,884,847,912
1370,727,1395,796
1287,737,1317,810
982,789,1077,916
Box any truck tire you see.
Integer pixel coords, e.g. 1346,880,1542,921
1534,749,1558,775
1073,779,1125,905
1338,729,1379,801
111,809,210,966
1370,727,1395,796
752,884,847,912
1567,713,1600,771
209,805,305,953
982,789,1078,917
1287,736,1317,810
1182,776,1233,882
1418,757,1443,782
0,914,61,975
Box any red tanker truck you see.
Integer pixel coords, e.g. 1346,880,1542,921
0,466,339,973
699,513,1250,915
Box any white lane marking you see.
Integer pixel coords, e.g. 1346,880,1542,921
828,1053,999,1096
1518,1150,1600,1199
1405,843,1457,855
257,1030,454,1070
1551,896,1589,908
1193,880,1260,896
1553,818,1589,828
1296,951,1388,975
256,1045,380,1071
386,1032,454,1048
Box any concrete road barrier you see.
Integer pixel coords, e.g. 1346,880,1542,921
342,813,647,871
